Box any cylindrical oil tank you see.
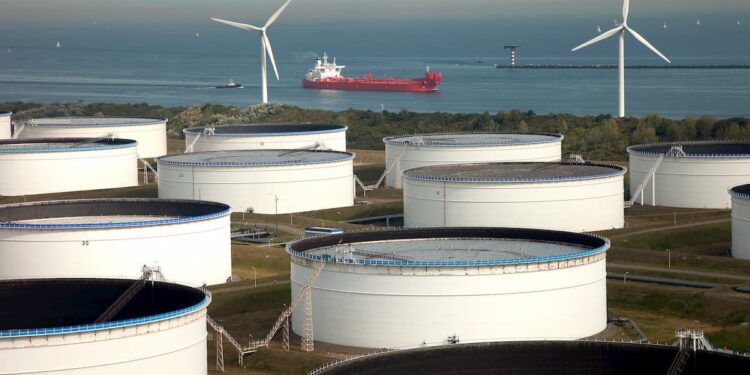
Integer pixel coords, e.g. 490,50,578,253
157,149,354,214
0,278,210,375
384,133,563,188
184,123,347,152
730,184,750,260
403,162,626,232
0,138,138,196
628,141,750,208
0,199,231,286
288,227,609,348
0,112,10,139
310,341,750,375
14,117,167,158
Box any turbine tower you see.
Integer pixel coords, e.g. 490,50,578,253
572,0,670,117
212,0,292,104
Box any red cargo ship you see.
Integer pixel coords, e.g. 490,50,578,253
302,53,442,93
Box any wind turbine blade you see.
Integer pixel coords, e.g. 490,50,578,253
211,17,262,32
264,0,292,28
622,0,630,24
263,33,280,80
571,26,623,51
625,26,671,63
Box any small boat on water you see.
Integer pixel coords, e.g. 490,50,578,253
216,79,243,89
475,60,485,64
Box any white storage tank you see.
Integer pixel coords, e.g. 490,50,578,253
157,149,354,214
0,111,10,139
403,162,626,232
14,117,167,158
0,138,138,196
0,278,210,375
628,141,750,209
730,184,750,260
384,133,563,188
0,199,231,286
288,227,609,348
184,123,347,152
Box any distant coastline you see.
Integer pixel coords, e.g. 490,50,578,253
495,64,750,69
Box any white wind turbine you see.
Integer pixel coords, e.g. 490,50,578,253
211,0,292,104
572,0,670,117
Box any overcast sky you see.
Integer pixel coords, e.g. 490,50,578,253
1,0,748,24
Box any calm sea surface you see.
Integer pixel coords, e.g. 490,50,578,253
1,39,748,118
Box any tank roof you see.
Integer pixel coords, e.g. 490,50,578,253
183,123,347,136
288,227,608,267
312,341,750,375
384,133,562,147
157,149,354,167
628,141,750,158
730,184,750,200
402,162,625,183
0,278,208,337
0,138,137,153
19,117,166,127
0,198,230,229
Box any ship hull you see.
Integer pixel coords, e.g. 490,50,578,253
302,78,438,93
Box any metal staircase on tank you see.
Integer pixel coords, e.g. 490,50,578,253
184,126,215,153
666,329,714,375
626,145,686,208
94,265,166,323
354,143,408,195
206,261,325,371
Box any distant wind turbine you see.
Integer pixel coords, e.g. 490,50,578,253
211,0,292,104
571,0,670,118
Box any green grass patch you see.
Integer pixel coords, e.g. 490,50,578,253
613,222,731,256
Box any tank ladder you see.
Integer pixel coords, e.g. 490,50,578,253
184,127,215,153
277,141,327,157
94,265,165,323
67,133,115,148
355,143,409,195
206,314,249,369
206,261,325,371
667,329,714,375
627,145,686,208
250,261,325,351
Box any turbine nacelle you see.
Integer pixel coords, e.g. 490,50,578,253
570,0,671,117
211,0,292,103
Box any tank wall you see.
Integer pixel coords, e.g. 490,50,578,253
0,115,10,140
158,160,354,214
732,195,750,260
385,141,562,188
0,147,138,196
403,176,624,232
186,131,347,152
18,122,167,158
629,154,750,208
0,215,231,286
291,256,607,348
0,309,207,375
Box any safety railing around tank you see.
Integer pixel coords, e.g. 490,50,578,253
383,131,563,147
626,140,750,158
0,295,210,338
306,337,750,375
287,244,608,268
0,209,231,229
156,150,354,167
402,165,626,184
